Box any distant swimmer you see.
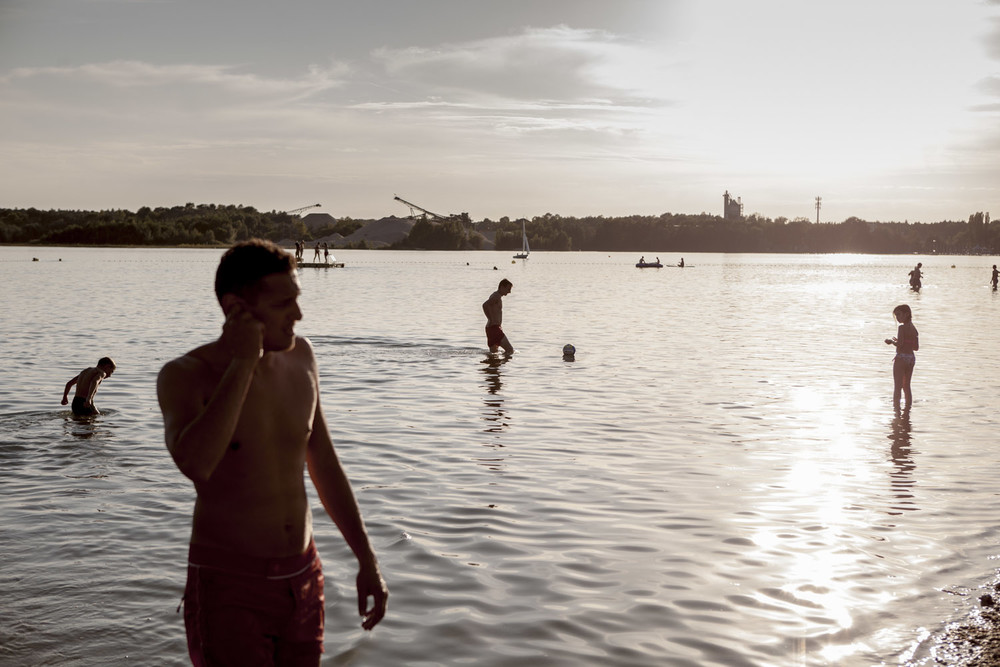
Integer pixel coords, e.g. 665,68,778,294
61,357,116,416
991,264,998,290
884,304,919,411
483,278,514,355
908,262,923,290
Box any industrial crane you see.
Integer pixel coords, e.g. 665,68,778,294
393,195,458,222
284,203,322,216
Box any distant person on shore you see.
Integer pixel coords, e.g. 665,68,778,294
884,304,919,410
61,357,116,416
483,279,514,355
991,264,998,290
157,239,387,664
908,262,922,290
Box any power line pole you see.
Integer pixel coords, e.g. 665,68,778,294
815,196,822,224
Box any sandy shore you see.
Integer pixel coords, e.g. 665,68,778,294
918,584,1000,665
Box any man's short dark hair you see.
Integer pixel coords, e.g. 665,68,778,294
499,279,512,290
215,239,295,303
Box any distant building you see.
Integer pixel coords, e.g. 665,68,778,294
723,191,743,221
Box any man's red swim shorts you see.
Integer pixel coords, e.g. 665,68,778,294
183,539,325,665
486,324,505,348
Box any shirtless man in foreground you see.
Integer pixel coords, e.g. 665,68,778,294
61,357,116,416
157,239,387,665
482,279,514,354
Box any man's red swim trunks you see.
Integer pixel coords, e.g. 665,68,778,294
183,539,325,666
486,324,505,348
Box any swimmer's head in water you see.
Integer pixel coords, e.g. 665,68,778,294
215,239,295,306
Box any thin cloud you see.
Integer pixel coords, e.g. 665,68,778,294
372,26,675,106
987,15,1000,60
1,60,349,100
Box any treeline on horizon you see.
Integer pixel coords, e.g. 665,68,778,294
1,203,997,255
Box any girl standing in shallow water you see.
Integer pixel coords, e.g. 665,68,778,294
884,304,919,410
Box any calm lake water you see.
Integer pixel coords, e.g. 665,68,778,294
2,246,1000,666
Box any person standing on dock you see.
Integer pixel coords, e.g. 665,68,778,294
61,357,116,416
157,239,387,664
313,242,321,262
483,278,514,355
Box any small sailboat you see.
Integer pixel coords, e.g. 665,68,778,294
513,220,530,259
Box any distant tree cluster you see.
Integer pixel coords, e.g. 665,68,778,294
485,211,998,255
0,203,340,246
307,217,364,241
2,204,998,254
391,218,483,250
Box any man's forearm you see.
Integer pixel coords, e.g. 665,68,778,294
307,451,379,567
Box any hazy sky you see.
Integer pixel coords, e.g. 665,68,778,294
2,0,999,222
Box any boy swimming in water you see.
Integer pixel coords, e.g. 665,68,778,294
884,304,919,410
61,357,116,416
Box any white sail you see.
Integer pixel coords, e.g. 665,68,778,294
514,220,530,258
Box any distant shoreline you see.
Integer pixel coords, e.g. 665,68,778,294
0,242,988,257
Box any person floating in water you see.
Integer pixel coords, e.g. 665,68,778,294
908,262,923,290
884,304,919,411
991,264,998,290
61,357,116,416
157,240,387,664
483,278,514,355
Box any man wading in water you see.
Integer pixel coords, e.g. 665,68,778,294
158,239,387,665
482,278,514,355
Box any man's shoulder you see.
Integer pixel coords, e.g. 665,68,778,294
159,344,215,377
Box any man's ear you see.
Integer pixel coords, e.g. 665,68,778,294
220,293,239,316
